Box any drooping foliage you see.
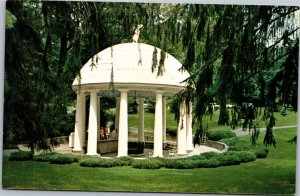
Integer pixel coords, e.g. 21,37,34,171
4,1,299,151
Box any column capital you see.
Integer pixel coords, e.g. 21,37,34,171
88,90,98,93
76,90,85,94
119,89,129,93
155,91,164,94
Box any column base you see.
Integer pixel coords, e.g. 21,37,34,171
72,149,85,154
86,153,100,157
186,149,194,153
117,155,128,157
152,154,164,158
177,152,188,155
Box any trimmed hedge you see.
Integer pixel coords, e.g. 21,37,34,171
207,130,236,141
195,158,221,168
235,151,257,163
164,159,196,169
49,154,81,164
166,128,177,137
16,134,268,169
33,152,59,162
218,153,241,166
80,158,118,167
9,151,33,161
132,158,163,169
255,148,269,158
80,156,135,168
220,137,252,151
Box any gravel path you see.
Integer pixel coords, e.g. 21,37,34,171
233,125,297,137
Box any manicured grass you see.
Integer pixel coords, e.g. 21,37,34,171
128,108,297,133
2,127,296,194
128,110,177,131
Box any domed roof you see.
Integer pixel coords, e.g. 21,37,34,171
72,43,190,96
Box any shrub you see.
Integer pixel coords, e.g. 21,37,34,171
217,152,241,166
200,152,221,159
166,128,177,137
115,156,134,166
236,151,257,163
33,152,59,162
9,151,33,161
255,148,269,158
80,158,119,167
194,158,220,168
131,158,163,169
49,154,81,164
220,137,252,151
164,159,196,169
207,130,236,141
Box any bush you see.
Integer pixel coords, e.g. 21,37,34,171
131,158,163,169
9,151,33,161
255,148,269,158
164,159,196,169
207,130,236,141
80,158,119,167
166,128,177,137
115,156,134,166
218,152,241,166
236,151,257,163
194,158,221,168
33,152,59,162
200,152,221,159
220,137,252,151
49,154,81,164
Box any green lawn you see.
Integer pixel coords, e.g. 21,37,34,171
2,127,296,194
128,110,177,130
128,108,297,132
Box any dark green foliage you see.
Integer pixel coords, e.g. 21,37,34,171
80,158,119,168
116,156,134,166
9,151,33,161
33,152,59,162
255,148,269,158
218,152,241,166
220,137,252,151
131,158,163,169
49,154,81,164
207,130,236,141
80,156,134,167
164,159,196,169
235,151,257,163
4,1,298,152
166,127,177,137
195,158,221,168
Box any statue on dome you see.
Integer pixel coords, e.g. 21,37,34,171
132,24,143,43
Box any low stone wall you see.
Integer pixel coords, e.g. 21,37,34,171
204,140,228,152
97,139,118,154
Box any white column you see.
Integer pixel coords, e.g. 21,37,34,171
73,91,86,152
177,102,187,155
153,92,163,157
87,91,99,155
162,98,167,143
138,98,145,142
97,95,100,131
186,102,194,151
115,97,120,133
117,90,128,157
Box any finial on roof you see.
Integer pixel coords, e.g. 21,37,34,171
132,24,143,43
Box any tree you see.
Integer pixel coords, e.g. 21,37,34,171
4,1,299,151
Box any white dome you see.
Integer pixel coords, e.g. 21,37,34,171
72,43,190,97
